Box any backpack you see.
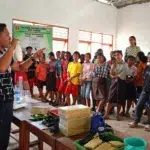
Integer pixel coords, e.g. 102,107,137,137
90,112,106,134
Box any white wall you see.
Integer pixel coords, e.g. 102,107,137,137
0,0,117,53
116,3,150,55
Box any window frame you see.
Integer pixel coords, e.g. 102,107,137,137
78,30,113,54
12,18,69,51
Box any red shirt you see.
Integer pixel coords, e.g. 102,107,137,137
62,60,68,73
61,60,69,80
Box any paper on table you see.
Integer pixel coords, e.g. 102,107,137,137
31,121,48,130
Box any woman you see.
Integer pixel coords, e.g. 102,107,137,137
92,53,110,112
136,51,147,98
45,52,57,104
125,36,141,61
81,53,94,107
104,50,128,121
92,48,104,64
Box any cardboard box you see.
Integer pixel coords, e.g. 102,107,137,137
31,106,50,115
58,105,91,119
60,116,91,128
59,123,90,137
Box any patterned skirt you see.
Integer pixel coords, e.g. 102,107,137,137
108,78,126,105
92,77,107,101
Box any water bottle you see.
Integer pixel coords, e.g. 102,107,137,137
18,76,23,90
14,85,21,104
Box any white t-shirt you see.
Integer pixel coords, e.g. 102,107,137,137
127,65,137,77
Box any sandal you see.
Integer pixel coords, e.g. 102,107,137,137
145,125,150,132
128,122,138,128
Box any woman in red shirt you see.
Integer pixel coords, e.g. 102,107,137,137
58,52,72,104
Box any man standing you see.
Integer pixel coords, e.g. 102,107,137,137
129,64,150,129
24,46,36,97
0,23,44,149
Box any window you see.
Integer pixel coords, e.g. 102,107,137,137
12,19,69,53
78,30,113,60
52,26,68,54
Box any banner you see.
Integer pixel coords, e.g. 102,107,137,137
13,24,53,56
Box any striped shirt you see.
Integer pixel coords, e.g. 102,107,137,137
125,46,141,58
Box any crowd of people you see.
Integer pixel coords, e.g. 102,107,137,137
15,36,150,132
0,22,150,149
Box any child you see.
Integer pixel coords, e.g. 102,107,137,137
120,56,137,117
46,52,57,104
59,52,72,98
36,56,47,101
64,51,82,105
80,54,85,64
60,51,65,61
104,50,128,121
92,53,110,112
56,51,62,104
56,51,61,60
81,53,94,107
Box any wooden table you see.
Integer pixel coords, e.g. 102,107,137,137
13,102,88,150
13,102,59,150
13,102,150,150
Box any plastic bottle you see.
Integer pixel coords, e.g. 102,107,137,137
18,76,23,90
14,85,21,104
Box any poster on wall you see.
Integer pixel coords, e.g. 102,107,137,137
13,24,52,56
